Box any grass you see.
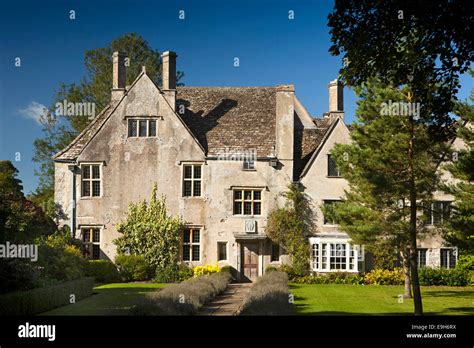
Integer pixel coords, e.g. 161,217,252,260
40,282,167,315
290,283,474,315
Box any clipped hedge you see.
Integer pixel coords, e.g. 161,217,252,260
85,260,121,283
240,271,293,315
132,272,232,315
115,254,153,282
154,263,194,283
364,268,404,285
0,277,94,315
418,267,469,286
293,272,365,285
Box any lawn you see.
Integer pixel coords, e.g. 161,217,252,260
41,282,167,315
290,283,474,315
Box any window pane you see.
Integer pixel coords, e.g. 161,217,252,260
83,229,91,242
218,243,227,261
192,245,200,261
432,202,442,225
92,181,101,197
234,202,242,214
244,202,252,215
148,120,156,136
139,120,147,137
253,202,261,215
183,181,192,196
193,165,201,179
271,243,279,262
128,120,137,137
192,230,200,243
328,155,340,177
244,191,252,200
183,230,190,243
234,190,242,200
83,244,91,259
82,166,90,179
92,245,100,259
193,181,201,196
93,229,100,243
82,181,90,197
92,165,100,179
253,191,261,200
184,166,192,179
182,245,190,261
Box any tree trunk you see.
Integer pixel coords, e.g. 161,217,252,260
402,249,412,298
408,117,423,315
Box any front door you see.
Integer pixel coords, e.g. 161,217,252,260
242,243,259,282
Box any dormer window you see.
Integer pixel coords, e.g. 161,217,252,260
243,158,256,170
128,118,157,137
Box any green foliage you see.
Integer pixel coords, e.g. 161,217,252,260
154,264,193,283
456,254,474,271
240,271,293,315
220,265,233,274
364,268,405,285
0,160,56,243
85,260,121,283
328,1,471,141
265,265,278,273
418,267,469,287
292,272,365,285
132,272,232,315
36,231,86,282
114,184,183,270
0,259,38,294
0,277,94,315
266,183,313,276
442,69,474,252
115,254,153,282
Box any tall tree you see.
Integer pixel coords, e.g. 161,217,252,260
31,33,184,216
327,79,449,315
328,0,473,140
443,69,474,252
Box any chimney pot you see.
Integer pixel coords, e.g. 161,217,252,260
327,79,344,121
162,51,177,90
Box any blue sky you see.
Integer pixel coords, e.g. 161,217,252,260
0,0,472,195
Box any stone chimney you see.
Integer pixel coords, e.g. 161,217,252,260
326,79,344,121
111,51,126,101
162,51,177,90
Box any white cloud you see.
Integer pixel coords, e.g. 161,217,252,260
18,101,47,124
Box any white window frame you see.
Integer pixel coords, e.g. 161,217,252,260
80,163,103,198
243,158,256,171
182,163,203,197
309,237,359,273
127,117,158,138
417,248,427,268
425,201,451,225
440,248,457,269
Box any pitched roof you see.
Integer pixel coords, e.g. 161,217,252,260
177,86,277,157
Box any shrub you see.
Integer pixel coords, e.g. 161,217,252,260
0,259,38,294
279,264,299,280
85,260,121,283
265,265,278,273
418,267,469,286
220,265,233,274
457,254,474,271
292,272,364,285
154,263,193,283
364,268,404,285
36,233,86,282
0,277,94,315
240,271,293,315
193,263,220,277
132,272,232,315
115,254,153,282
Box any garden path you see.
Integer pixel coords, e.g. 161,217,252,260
198,283,251,316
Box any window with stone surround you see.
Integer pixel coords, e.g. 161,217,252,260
182,164,202,197
417,248,427,268
233,189,261,215
182,228,200,262
128,118,157,137
327,154,341,177
81,164,101,197
82,227,101,260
